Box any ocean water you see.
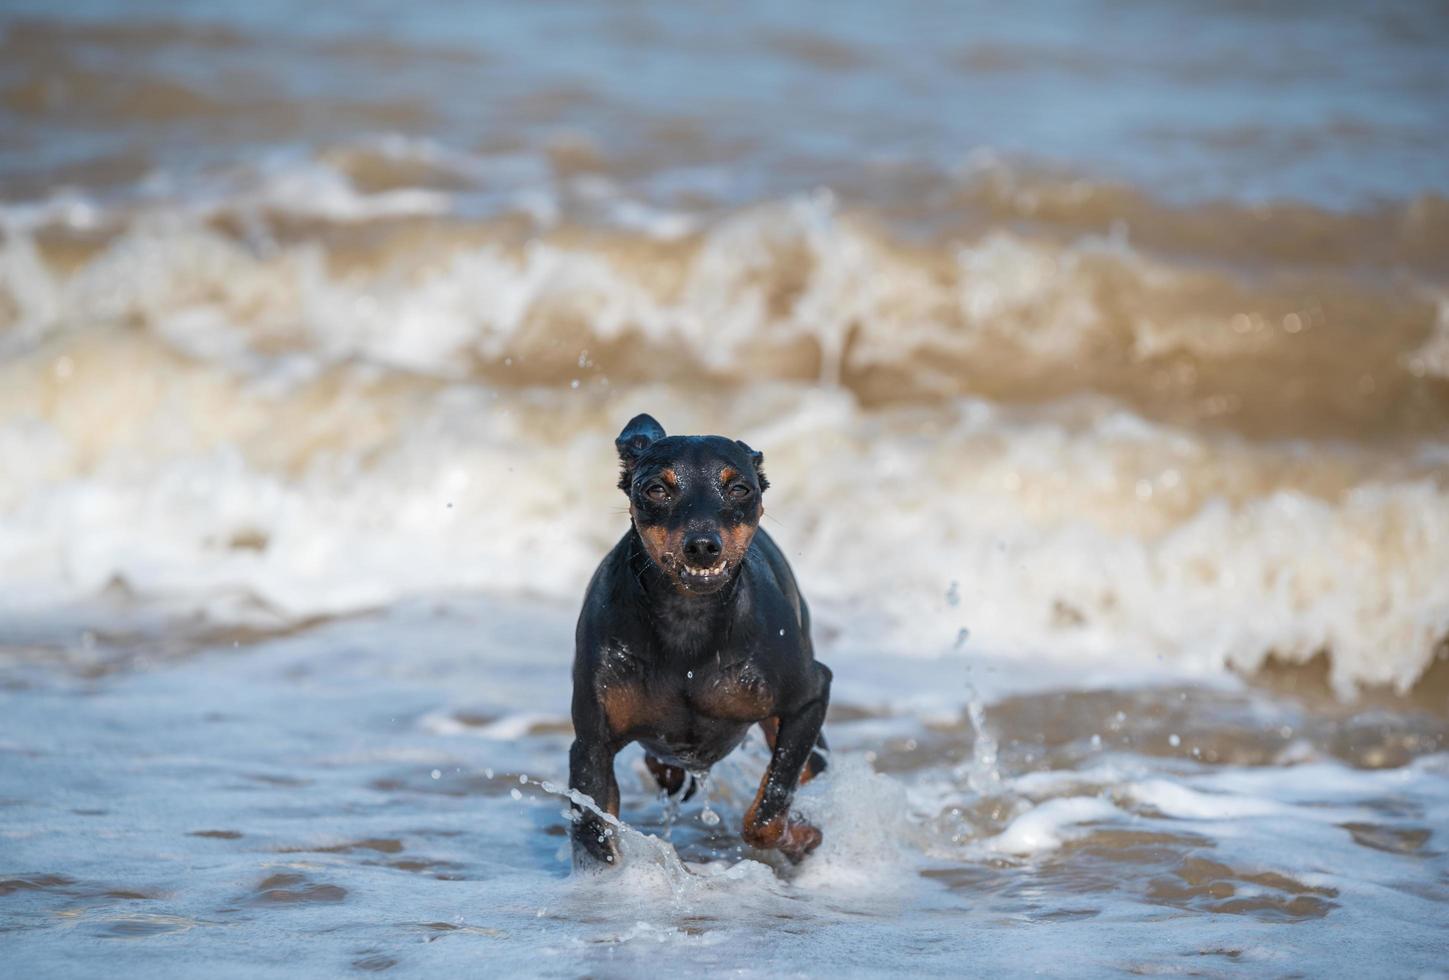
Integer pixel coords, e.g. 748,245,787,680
1,2,1447,976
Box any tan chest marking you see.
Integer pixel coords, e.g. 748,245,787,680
691,660,774,722
596,645,656,738
599,681,652,738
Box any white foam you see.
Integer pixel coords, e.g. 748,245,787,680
988,796,1122,855
1124,779,1288,821
420,711,560,740
1403,293,1449,380
791,756,919,891
0,205,1446,694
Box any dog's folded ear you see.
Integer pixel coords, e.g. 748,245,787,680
616,414,666,489
736,440,769,492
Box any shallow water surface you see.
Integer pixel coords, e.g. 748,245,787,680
2,598,1446,977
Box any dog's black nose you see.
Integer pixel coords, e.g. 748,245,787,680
683,532,723,566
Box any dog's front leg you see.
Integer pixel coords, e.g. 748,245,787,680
742,663,831,862
568,708,621,868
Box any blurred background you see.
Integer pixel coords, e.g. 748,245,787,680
1,0,1445,691
2,3,1449,974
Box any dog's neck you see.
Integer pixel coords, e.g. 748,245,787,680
628,527,744,659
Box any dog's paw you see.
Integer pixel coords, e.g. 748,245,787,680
775,818,822,864
741,811,822,862
571,825,622,871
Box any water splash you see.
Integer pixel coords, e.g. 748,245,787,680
957,679,1004,797
694,771,721,827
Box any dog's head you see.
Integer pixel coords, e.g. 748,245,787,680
615,414,767,595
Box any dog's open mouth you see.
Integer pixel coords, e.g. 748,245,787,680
679,559,728,587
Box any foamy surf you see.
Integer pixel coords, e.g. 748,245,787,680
2,193,1447,694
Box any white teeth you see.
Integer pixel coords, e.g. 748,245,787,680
682,560,727,578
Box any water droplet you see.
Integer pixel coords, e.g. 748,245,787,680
1168,733,1181,747
569,379,580,389
686,670,693,679
484,768,494,779
954,627,970,649
430,769,441,780
693,772,721,827
510,788,522,801
945,581,960,607
519,774,528,784
778,628,785,636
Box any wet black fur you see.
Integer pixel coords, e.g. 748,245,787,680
569,413,830,868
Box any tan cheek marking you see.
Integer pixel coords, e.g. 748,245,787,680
720,523,757,562
637,524,677,565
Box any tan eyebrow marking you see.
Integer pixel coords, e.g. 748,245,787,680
719,467,739,483
660,468,679,488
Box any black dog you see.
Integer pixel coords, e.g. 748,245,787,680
569,414,831,868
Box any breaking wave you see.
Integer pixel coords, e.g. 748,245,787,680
2,178,1447,696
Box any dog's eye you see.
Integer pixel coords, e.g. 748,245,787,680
644,484,670,502
728,484,752,500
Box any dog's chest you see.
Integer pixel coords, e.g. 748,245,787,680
596,645,774,738
685,657,775,722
